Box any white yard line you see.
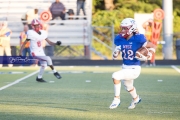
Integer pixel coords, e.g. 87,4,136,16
171,65,180,73
0,70,39,91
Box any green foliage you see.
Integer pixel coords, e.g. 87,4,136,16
115,0,159,13
173,9,180,33
92,0,180,59
92,9,134,33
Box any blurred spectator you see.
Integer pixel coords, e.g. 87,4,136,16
19,25,32,66
26,8,39,29
21,13,27,26
20,25,30,56
0,21,13,67
142,19,153,66
66,9,74,20
49,0,66,21
142,19,153,41
76,0,86,19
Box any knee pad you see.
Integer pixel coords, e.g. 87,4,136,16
40,60,47,68
41,63,47,68
46,56,52,65
123,81,134,92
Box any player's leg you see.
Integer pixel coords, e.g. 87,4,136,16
109,78,121,109
37,56,61,79
109,65,141,109
123,80,141,109
109,70,126,109
49,64,61,79
36,61,47,82
121,65,141,109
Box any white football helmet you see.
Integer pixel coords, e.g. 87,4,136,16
119,18,137,39
31,19,42,32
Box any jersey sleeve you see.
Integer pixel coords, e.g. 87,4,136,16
41,30,48,39
138,34,147,44
114,35,120,46
26,30,34,40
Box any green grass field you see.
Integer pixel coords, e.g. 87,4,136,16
0,65,180,120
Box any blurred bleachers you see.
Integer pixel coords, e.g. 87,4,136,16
0,0,92,46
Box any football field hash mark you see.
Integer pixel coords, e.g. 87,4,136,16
0,70,39,91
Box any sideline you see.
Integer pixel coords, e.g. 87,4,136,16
171,65,180,73
0,70,39,91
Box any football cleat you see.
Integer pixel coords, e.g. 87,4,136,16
36,77,46,82
109,97,120,109
54,72,62,79
128,95,141,109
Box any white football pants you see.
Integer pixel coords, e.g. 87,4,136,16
31,51,52,66
112,64,141,81
112,64,141,91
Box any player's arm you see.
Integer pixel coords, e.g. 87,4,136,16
143,41,156,59
45,38,61,46
145,41,156,54
19,39,29,56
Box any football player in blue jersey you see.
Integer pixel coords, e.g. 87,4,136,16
109,18,156,109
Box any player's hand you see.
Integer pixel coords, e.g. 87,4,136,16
112,46,121,59
114,46,121,52
112,51,120,60
147,52,152,60
56,41,61,46
135,54,148,61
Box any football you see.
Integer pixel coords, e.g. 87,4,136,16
135,47,149,58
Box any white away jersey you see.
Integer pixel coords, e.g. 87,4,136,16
27,30,47,54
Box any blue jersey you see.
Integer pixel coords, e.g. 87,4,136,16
114,34,147,65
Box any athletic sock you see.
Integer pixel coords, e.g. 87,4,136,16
129,87,138,99
38,65,46,79
53,69,57,73
114,83,121,97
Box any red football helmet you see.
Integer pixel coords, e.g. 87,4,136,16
119,18,137,39
31,19,42,32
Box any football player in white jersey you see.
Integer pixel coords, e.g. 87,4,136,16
20,19,62,82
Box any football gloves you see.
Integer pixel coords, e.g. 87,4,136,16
56,41,61,46
135,51,148,61
147,52,152,60
135,54,147,61
112,46,121,59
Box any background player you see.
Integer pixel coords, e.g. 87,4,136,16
20,19,62,82
109,18,156,109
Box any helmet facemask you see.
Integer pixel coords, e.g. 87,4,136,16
119,25,132,39
119,18,137,39
31,19,42,32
